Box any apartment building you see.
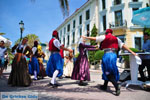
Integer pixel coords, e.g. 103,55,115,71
99,0,149,50
56,0,149,55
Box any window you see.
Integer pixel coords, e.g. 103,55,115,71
132,8,139,12
73,49,75,55
135,37,142,50
73,32,75,43
86,24,90,36
67,24,70,32
133,0,138,2
103,15,106,31
115,10,123,27
79,15,82,25
114,0,121,5
86,9,90,20
73,20,76,28
117,35,125,43
80,28,82,37
60,30,62,38
67,35,70,45
63,38,65,46
64,27,66,35
102,0,106,10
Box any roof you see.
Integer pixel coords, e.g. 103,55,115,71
0,35,12,46
56,0,92,30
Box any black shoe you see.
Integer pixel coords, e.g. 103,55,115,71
116,85,121,96
139,77,146,82
78,82,88,86
65,76,71,78
33,78,38,81
100,85,107,91
48,83,58,88
147,77,150,81
59,76,63,79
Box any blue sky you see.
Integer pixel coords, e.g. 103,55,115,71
0,0,87,46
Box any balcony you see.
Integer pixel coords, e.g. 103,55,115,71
128,2,142,8
109,20,127,28
113,0,122,6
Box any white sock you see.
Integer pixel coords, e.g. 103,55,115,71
51,70,59,84
34,70,37,79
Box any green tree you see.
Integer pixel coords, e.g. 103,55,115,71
94,50,104,60
144,27,150,36
0,32,6,35
15,34,40,47
88,24,98,64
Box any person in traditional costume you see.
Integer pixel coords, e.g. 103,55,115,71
82,29,137,96
59,44,64,79
71,38,97,86
60,44,64,66
37,45,46,79
28,41,40,80
63,52,74,78
8,37,32,86
0,41,7,77
46,30,72,88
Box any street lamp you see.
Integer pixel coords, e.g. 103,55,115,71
19,20,24,41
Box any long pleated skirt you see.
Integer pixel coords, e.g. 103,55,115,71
28,57,40,75
71,54,90,81
101,52,119,81
46,53,63,77
8,53,32,86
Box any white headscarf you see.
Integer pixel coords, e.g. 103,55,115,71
78,38,86,45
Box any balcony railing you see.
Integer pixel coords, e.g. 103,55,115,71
109,20,127,28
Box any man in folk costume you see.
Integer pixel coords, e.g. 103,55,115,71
82,29,137,96
46,30,72,88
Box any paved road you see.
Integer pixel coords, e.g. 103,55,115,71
0,66,150,100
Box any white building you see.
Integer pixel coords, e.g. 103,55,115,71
56,0,149,55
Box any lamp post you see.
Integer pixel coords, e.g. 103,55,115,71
19,20,24,41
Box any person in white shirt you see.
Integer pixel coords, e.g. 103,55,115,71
0,41,7,77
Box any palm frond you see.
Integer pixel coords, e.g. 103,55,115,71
0,33,6,35
59,0,69,18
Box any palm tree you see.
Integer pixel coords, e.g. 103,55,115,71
31,0,69,17
0,32,6,35
15,34,40,47
59,0,69,17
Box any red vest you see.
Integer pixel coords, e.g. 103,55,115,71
49,38,60,52
100,33,118,50
59,49,64,58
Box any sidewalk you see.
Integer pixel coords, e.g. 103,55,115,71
0,66,150,100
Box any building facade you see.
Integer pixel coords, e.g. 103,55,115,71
56,0,149,55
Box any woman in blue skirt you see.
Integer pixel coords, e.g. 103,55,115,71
28,41,40,80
